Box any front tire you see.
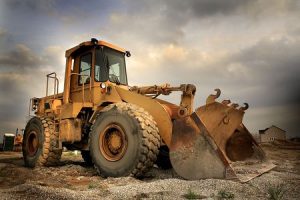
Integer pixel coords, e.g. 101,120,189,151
90,103,160,178
22,117,62,167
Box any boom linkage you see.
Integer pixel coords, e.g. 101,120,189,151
130,83,196,116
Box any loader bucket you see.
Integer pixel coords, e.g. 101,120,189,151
169,89,275,182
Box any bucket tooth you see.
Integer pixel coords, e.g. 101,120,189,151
206,88,221,104
222,99,231,105
230,103,239,109
239,103,249,111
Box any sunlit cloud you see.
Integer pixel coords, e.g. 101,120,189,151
0,0,299,137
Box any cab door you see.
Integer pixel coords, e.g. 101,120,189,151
70,49,94,103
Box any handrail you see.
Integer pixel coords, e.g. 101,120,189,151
46,72,59,99
70,73,92,103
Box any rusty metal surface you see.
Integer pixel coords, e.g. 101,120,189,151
169,113,229,180
169,89,274,181
225,123,275,182
99,124,128,162
59,119,82,143
196,102,244,161
231,159,276,182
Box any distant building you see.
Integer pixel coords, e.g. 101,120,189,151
259,125,286,143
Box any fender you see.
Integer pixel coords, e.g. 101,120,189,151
115,86,173,147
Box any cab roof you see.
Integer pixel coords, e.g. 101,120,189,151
65,39,126,57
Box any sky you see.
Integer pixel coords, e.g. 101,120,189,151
0,0,299,137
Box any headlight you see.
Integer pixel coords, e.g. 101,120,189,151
100,82,106,89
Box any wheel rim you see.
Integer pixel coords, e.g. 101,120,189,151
99,124,128,161
27,131,39,156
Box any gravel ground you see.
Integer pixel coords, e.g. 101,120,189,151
0,142,299,200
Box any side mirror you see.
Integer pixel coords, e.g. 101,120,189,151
125,51,131,57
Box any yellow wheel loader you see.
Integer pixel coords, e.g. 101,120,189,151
23,38,274,182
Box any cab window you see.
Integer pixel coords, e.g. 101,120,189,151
95,49,108,82
104,47,127,85
79,53,92,85
94,47,128,85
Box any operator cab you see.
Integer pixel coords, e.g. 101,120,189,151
63,38,130,104
66,38,129,88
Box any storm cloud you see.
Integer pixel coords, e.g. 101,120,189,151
0,0,299,137
0,44,43,68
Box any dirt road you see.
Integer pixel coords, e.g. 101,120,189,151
0,141,299,199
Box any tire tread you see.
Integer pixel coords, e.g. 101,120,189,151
90,102,161,177
38,117,62,166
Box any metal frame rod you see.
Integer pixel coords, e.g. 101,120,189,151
70,73,92,103
46,72,59,99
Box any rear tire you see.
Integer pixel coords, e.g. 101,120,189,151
22,117,62,167
90,103,160,178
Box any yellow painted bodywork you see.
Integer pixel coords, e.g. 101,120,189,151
34,39,178,147
115,87,173,147
36,80,173,147
59,118,82,143
65,40,125,58
65,83,173,147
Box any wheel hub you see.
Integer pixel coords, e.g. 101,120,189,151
99,124,128,161
27,131,38,156
108,131,122,153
